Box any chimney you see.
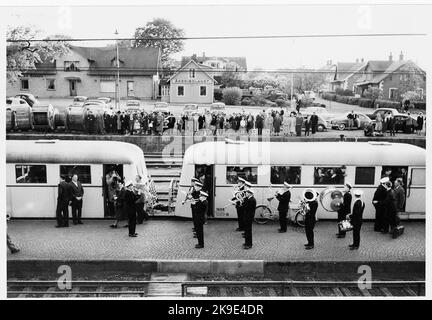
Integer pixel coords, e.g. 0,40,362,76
399,51,404,61
389,52,393,62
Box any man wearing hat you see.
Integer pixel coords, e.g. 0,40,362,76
194,191,209,249
232,177,246,232
372,177,389,232
242,188,256,249
276,182,292,233
124,180,139,237
348,189,365,249
191,181,203,238
336,182,352,238
55,174,71,228
304,189,319,250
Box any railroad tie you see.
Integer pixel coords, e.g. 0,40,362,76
340,287,352,296
332,287,344,297
312,287,323,296
267,288,277,297
380,287,393,297
404,288,417,296
219,287,228,297
243,286,253,297
147,273,188,297
359,288,372,297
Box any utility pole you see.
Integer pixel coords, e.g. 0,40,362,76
115,29,120,111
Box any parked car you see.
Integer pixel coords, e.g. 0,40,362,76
183,104,199,116
83,100,112,115
153,102,170,115
366,108,400,120
301,113,328,132
371,114,418,133
15,93,38,107
304,90,316,100
330,112,372,130
124,100,143,113
71,96,88,107
301,107,332,120
97,97,113,109
7,97,30,108
210,102,226,112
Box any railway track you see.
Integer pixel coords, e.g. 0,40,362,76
7,280,425,298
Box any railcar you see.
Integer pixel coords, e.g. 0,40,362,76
174,140,425,220
6,140,148,218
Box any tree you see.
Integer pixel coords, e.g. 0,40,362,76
133,18,185,68
222,87,243,105
7,26,70,83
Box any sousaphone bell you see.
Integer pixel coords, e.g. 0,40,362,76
319,187,344,212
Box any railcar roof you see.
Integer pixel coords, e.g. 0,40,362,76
183,141,425,166
7,140,145,164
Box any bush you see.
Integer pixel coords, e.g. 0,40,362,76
358,98,374,108
275,98,286,107
347,97,360,105
413,101,426,110
222,87,242,105
241,97,252,106
335,88,354,96
214,88,223,101
251,94,267,106
374,99,401,109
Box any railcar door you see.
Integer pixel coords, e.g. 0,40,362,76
103,164,124,217
405,167,426,215
194,165,214,218
381,166,408,211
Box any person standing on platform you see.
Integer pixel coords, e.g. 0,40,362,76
382,180,397,234
295,112,303,136
348,189,365,250
86,111,96,134
191,181,203,238
416,112,424,135
106,169,120,218
304,115,311,136
242,188,256,249
134,175,148,224
70,174,84,225
110,180,126,229
372,177,389,232
276,182,291,233
304,189,319,250
232,177,247,232
393,178,405,231
55,175,71,228
124,181,139,237
310,112,318,135
194,191,209,249
336,183,352,238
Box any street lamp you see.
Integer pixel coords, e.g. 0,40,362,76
115,29,120,111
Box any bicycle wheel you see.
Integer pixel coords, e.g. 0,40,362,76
295,211,306,227
254,205,271,224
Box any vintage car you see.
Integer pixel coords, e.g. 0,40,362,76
210,102,226,112
330,112,372,130
15,93,38,107
183,104,199,116
71,96,88,107
153,102,170,115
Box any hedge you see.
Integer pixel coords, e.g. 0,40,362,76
358,98,374,108
374,99,401,109
413,101,426,110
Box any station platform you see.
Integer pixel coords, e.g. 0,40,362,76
7,219,424,261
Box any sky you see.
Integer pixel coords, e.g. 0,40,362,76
2,4,430,69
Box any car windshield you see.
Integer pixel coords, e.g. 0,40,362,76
127,101,139,106
184,105,197,110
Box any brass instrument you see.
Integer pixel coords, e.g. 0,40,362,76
180,188,195,205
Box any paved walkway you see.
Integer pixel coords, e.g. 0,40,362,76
7,220,424,262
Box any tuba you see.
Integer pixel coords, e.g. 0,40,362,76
319,187,344,212
303,188,318,202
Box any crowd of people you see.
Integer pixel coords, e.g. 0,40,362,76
81,108,322,137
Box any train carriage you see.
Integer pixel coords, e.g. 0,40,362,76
6,140,148,218
174,140,425,220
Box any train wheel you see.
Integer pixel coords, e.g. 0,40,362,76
295,211,306,227
254,205,271,224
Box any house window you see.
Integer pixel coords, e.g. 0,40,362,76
177,86,185,96
411,168,425,186
60,165,92,184
20,79,29,90
314,166,346,185
189,68,196,78
64,61,80,71
46,79,56,90
389,88,398,100
226,167,258,184
355,167,375,185
200,86,207,96
271,166,301,184
15,165,47,184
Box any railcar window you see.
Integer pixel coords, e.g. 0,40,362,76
15,165,47,183
381,166,408,187
411,168,425,186
226,166,257,184
355,167,375,185
60,165,92,184
314,166,346,185
271,166,301,184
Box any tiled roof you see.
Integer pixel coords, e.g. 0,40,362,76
331,62,365,82
181,55,247,70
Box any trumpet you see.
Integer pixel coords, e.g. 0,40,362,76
180,188,194,205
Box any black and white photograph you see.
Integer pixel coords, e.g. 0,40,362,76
1,0,430,307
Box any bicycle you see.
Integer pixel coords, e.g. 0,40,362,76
254,194,307,227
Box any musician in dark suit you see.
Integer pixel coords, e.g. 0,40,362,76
70,174,84,225
232,177,246,232
336,182,352,238
124,181,140,237
242,188,256,249
191,181,203,238
310,112,319,134
348,189,365,250
372,177,389,232
195,191,209,249
56,175,71,228
276,182,291,233
304,189,319,250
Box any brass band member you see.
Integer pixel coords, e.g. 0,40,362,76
241,180,252,239
276,182,292,233
372,177,389,232
304,189,319,250
348,189,365,250
232,177,247,232
242,188,256,250
191,181,203,238
195,191,209,249
183,178,199,234
336,182,352,238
